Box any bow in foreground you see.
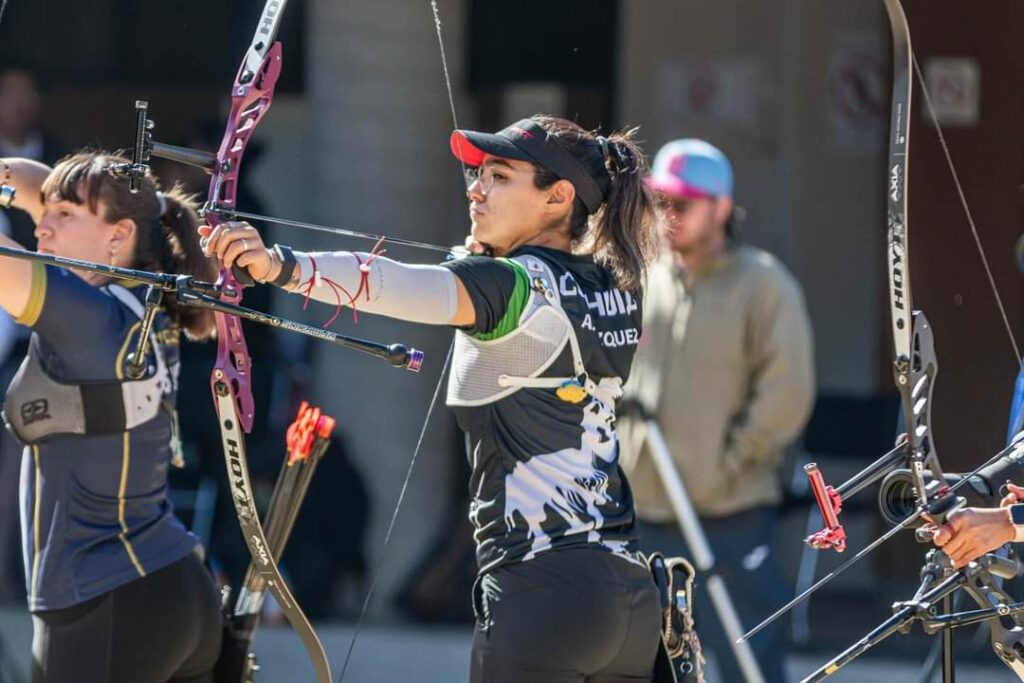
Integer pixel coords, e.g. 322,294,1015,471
743,2,1024,680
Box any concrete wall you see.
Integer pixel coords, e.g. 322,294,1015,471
619,0,889,395
298,0,470,617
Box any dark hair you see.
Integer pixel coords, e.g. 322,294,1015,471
41,151,217,340
725,205,746,240
529,116,658,291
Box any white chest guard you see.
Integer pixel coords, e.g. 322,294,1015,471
446,255,623,408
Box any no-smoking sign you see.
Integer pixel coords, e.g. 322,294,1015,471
829,33,886,151
832,51,886,126
924,57,980,126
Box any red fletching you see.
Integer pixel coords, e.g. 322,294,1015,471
317,416,336,440
286,401,336,465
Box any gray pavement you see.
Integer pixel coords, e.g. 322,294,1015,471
0,608,1016,682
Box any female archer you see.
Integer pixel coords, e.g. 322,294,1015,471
0,153,223,682
204,115,665,681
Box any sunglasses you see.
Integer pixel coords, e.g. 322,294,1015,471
655,194,697,214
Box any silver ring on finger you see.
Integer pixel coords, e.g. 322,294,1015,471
241,239,248,252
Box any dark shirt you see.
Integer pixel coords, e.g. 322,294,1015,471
10,265,196,611
443,246,643,574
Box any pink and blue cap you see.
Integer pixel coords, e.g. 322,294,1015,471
645,139,733,200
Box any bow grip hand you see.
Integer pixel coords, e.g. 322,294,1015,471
199,222,276,287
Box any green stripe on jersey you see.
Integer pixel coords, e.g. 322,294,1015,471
475,258,531,341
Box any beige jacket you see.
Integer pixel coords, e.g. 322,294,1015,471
621,244,815,519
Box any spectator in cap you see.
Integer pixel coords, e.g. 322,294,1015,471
621,138,815,682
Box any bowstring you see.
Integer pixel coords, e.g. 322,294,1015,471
336,346,454,681
432,0,465,150
912,54,1022,367
336,3,462,680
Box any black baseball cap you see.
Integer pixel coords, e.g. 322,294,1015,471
450,118,608,213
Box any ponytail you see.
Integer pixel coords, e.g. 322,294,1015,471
587,130,658,291
529,117,658,291
148,186,218,340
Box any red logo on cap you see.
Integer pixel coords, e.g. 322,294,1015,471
509,127,534,140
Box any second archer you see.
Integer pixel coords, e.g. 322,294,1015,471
0,153,223,683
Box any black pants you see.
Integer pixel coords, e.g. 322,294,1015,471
638,508,790,683
31,550,222,683
470,547,662,683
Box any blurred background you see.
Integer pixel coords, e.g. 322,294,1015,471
0,0,1023,680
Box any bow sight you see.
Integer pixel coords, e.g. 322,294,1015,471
107,99,426,373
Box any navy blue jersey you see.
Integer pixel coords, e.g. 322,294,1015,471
10,264,197,611
443,247,643,574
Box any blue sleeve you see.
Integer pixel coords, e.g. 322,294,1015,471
17,265,139,381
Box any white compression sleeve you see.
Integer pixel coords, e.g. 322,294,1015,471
290,251,459,325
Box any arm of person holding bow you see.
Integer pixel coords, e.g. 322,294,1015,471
0,158,52,317
199,220,479,327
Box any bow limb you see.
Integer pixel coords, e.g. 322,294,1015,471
206,2,332,681
208,2,289,434
880,0,1023,529
214,395,331,683
882,0,946,516
746,0,947,641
